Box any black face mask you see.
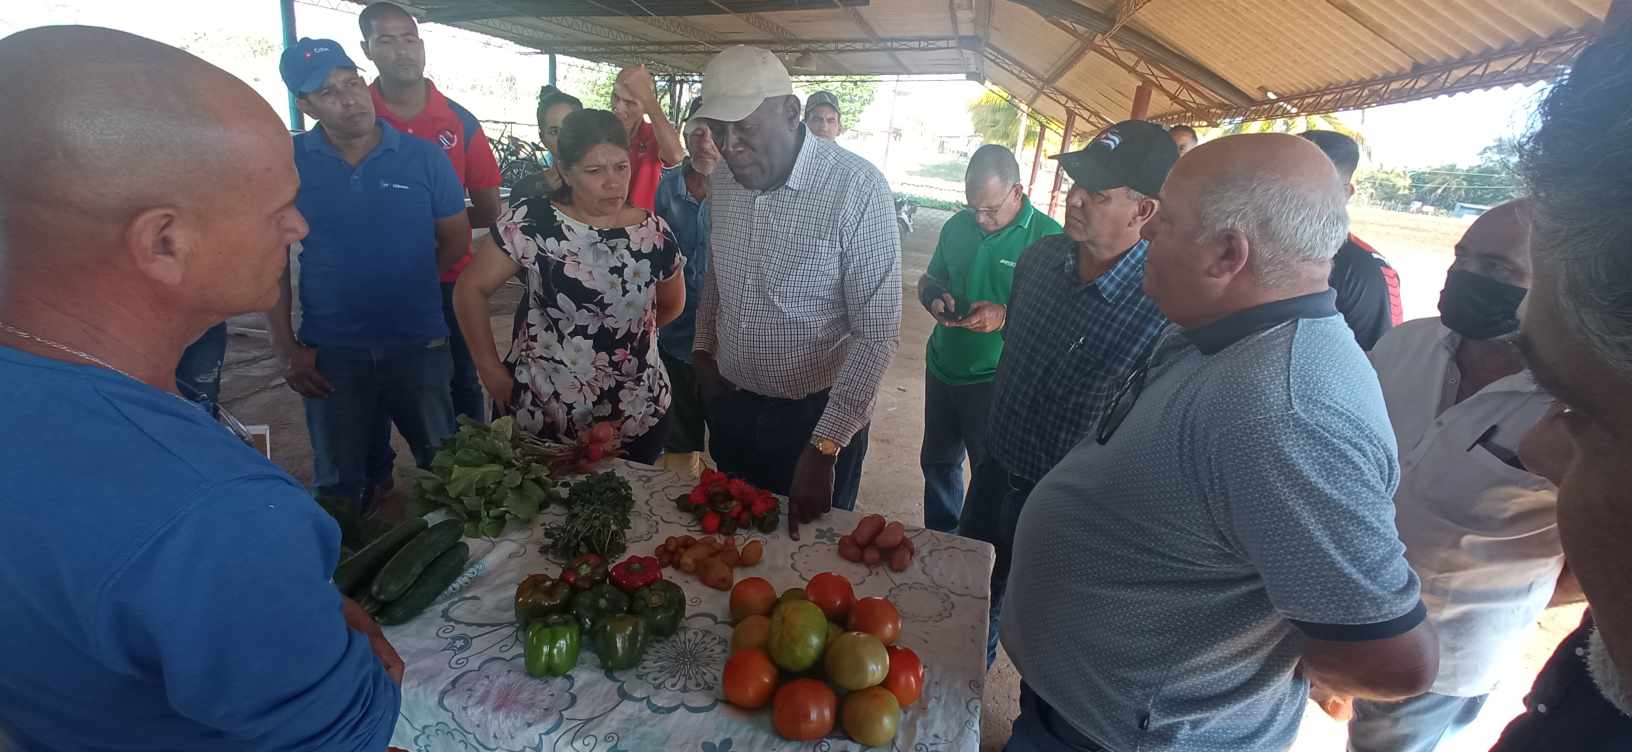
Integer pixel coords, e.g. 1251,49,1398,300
1438,269,1527,340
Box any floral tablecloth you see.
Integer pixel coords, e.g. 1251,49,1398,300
386,461,996,752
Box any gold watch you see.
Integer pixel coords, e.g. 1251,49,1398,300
809,436,841,457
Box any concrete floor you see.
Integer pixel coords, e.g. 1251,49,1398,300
221,207,1579,752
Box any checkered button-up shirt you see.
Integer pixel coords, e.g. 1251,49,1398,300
693,130,902,445
987,234,1167,481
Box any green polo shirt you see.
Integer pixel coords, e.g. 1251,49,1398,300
925,197,1062,385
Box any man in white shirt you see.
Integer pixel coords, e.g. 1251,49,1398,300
1345,199,1573,751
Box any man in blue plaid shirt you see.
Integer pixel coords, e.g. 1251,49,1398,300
960,120,1177,666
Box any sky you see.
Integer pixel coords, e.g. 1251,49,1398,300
0,0,1549,171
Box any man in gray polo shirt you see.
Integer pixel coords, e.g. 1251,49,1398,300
1001,133,1438,752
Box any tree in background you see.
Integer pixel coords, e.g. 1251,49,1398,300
1205,112,1367,152
967,90,1042,149
1355,136,1521,211
793,77,879,122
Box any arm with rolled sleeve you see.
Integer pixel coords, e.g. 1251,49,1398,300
813,173,902,445
99,476,400,750
1210,408,1439,700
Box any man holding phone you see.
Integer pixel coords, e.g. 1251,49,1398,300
916,144,1060,533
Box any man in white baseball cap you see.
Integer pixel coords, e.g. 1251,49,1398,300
689,46,901,538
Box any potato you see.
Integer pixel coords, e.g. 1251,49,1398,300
901,535,916,555
852,514,887,547
679,541,719,572
717,547,741,568
740,539,765,566
664,536,681,549
874,521,906,550
699,557,734,590
862,545,882,566
677,535,697,549
837,535,864,562
889,545,912,572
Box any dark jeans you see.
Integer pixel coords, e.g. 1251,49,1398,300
1005,683,1109,752
175,322,229,417
622,411,672,466
660,351,707,454
306,340,456,502
706,388,867,511
921,372,994,533
366,284,483,484
959,456,1035,666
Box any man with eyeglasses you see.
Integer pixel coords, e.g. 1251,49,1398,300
963,121,1175,668
1001,133,1435,752
916,144,1060,533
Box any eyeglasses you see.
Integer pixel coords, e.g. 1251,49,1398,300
1096,359,1150,445
968,186,1019,219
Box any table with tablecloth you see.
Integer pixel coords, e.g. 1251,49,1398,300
385,461,996,752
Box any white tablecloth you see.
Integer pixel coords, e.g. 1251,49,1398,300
385,461,995,752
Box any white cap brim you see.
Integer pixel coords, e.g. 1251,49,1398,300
690,93,771,124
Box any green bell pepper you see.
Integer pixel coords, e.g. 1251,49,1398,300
525,614,581,678
597,613,648,670
571,582,629,641
629,579,686,637
515,574,574,625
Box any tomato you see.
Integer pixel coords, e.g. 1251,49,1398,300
722,649,778,709
804,572,856,622
841,686,901,747
779,587,807,604
767,600,829,672
772,678,838,741
730,577,777,623
847,597,902,645
824,631,889,691
731,614,771,654
882,644,925,706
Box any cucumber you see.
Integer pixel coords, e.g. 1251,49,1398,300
370,519,464,602
333,517,428,597
376,542,469,626
357,595,384,616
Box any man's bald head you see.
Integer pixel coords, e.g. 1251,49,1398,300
0,26,305,338
1140,133,1350,326
1454,198,1536,288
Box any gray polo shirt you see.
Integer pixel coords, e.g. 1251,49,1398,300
1002,291,1425,752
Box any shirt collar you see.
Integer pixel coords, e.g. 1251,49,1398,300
304,118,399,158
1433,319,1540,395
991,196,1038,236
781,126,821,193
1065,238,1148,300
1182,289,1338,355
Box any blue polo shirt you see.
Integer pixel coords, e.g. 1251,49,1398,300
1003,291,1424,752
294,120,465,348
0,346,399,750
653,162,710,363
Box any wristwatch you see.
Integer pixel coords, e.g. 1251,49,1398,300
809,436,841,457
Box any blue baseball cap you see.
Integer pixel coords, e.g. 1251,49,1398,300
279,37,358,96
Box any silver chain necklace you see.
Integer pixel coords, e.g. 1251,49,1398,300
0,320,144,382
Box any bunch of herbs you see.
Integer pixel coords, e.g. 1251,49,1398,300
413,416,561,537
543,471,636,559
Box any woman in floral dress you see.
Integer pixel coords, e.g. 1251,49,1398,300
454,109,685,463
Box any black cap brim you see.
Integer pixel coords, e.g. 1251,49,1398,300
1052,150,1124,193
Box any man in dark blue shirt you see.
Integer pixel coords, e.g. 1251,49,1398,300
0,26,400,750
962,120,1176,666
654,99,718,475
267,38,470,503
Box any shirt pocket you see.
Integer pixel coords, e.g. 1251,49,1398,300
766,211,841,317
1044,341,1108,413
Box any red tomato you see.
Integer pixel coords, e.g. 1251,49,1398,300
772,678,838,741
882,644,925,706
729,577,777,623
721,649,778,710
847,597,901,645
804,572,856,622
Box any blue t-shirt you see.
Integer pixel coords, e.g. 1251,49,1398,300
653,162,710,363
294,119,466,348
0,346,400,750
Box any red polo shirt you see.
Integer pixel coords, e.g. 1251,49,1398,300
370,79,502,281
627,121,671,211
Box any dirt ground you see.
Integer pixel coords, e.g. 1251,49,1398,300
220,205,1580,752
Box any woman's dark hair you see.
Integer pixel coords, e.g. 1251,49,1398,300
551,108,629,204
536,85,583,130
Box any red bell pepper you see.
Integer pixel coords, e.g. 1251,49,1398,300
561,553,608,591
610,555,662,593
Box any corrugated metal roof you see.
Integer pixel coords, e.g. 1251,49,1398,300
358,0,1614,135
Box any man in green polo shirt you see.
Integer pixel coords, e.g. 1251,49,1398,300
917,144,1062,532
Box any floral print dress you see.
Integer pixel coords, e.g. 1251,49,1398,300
492,196,684,446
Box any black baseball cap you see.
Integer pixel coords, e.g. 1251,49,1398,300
1052,120,1178,197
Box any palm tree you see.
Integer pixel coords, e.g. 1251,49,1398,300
1203,112,1368,157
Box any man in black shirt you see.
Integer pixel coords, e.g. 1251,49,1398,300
1302,130,1402,350
1495,16,1632,751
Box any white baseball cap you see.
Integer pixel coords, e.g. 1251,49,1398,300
691,45,793,123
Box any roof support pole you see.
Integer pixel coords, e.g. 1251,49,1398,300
1130,82,1152,120
279,0,302,130
548,54,557,87
1027,115,1047,197
1048,109,1076,217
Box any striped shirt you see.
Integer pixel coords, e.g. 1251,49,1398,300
692,129,901,445
986,235,1167,482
